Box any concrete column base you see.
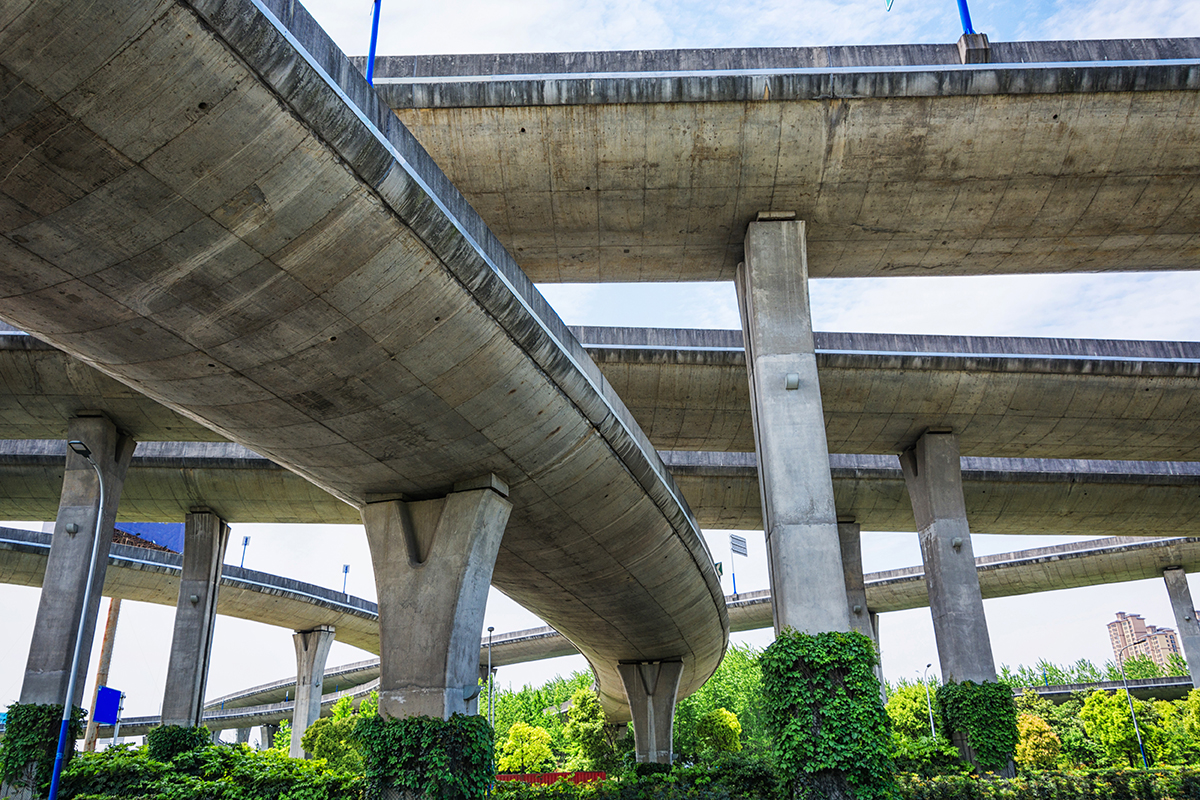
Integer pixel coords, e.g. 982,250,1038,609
261,724,279,750
1163,567,1200,686
161,510,230,727
618,660,684,764
362,479,512,721
290,625,336,758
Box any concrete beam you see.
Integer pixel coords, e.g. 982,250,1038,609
839,521,873,640
736,219,848,634
362,483,512,720
20,416,135,706
1163,567,1200,687
161,510,230,727
618,661,684,764
290,626,335,758
901,432,996,685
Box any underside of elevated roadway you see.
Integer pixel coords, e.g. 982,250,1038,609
374,39,1200,282
0,0,727,720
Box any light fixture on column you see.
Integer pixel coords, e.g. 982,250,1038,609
48,440,106,800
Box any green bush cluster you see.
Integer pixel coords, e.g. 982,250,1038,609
58,741,361,799
760,628,896,800
144,725,211,763
492,755,785,800
355,713,493,800
0,702,86,797
897,767,1200,800
933,681,1018,772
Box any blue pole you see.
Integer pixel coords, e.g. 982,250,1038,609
955,0,976,35
366,0,381,85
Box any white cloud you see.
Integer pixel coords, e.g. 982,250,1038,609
1037,0,1200,41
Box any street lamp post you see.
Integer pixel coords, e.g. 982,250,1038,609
47,441,107,800
1116,639,1150,769
922,663,936,738
486,626,494,731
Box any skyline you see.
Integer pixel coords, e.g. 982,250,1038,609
3,0,1200,747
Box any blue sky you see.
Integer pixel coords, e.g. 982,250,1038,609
4,0,1200,741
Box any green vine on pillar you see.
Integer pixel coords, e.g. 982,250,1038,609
354,713,493,800
934,680,1019,772
0,703,86,798
760,629,897,800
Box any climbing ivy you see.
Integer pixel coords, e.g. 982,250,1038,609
0,702,85,797
355,713,493,800
934,680,1019,772
144,724,211,763
760,629,897,800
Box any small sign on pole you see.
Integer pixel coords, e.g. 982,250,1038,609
93,686,121,726
729,534,748,596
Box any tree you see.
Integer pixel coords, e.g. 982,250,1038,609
1014,714,1060,771
299,696,366,773
674,644,767,758
482,671,592,759
497,722,554,774
1078,690,1146,767
695,708,742,754
886,684,936,740
563,688,615,771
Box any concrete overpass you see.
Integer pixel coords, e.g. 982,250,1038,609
374,39,1200,282
0,0,728,734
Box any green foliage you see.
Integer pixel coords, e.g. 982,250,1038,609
481,672,593,763
934,681,1018,772
563,688,616,772
59,740,361,799
886,684,937,741
896,767,1200,800
499,722,555,774
144,724,211,763
1013,714,1059,771
273,720,292,752
760,628,896,800
889,734,968,779
1078,689,1146,768
355,713,493,800
0,702,86,797
695,708,741,754
301,716,363,773
674,644,768,759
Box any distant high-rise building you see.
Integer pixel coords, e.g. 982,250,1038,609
1108,611,1181,670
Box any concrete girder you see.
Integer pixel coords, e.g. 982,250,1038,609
381,40,1200,282
0,0,727,720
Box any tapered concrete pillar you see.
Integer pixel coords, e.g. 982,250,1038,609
236,728,251,745
261,724,279,750
618,660,684,764
361,475,512,720
900,431,995,685
838,521,873,640
20,414,135,706
161,510,230,727
290,625,335,758
736,218,850,635
1163,567,1200,686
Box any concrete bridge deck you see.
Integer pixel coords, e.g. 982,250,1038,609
375,39,1200,282
0,0,727,719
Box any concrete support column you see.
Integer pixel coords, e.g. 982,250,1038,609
290,625,336,758
20,414,135,706
1163,567,1200,686
361,476,512,721
618,660,684,764
261,724,279,750
236,728,251,745
83,597,122,751
900,431,995,685
161,510,230,727
838,520,873,640
736,218,849,635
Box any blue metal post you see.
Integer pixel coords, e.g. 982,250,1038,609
955,0,976,35
366,0,381,85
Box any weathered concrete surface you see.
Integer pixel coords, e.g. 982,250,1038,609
290,626,335,758
161,510,230,727
1163,567,1200,687
901,432,996,685
576,327,1200,461
378,40,1200,282
20,415,135,706
0,0,727,719
839,521,873,639
737,220,848,635
362,486,511,719
664,451,1200,534
618,660,683,763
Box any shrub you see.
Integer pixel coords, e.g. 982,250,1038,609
144,724,211,762
355,713,493,800
1014,714,1060,771
0,702,86,797
934,681,1018,772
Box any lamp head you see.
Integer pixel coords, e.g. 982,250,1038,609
67,440,93,459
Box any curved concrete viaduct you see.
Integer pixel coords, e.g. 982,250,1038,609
0,1,729,728
377,39,1200,283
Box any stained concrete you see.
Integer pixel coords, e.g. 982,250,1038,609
0,0,728,719
379,40,1200,282
290,626,335,758
618,661,683,764
161,511,230,727
20,415,135,707
1163,567,1200,687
